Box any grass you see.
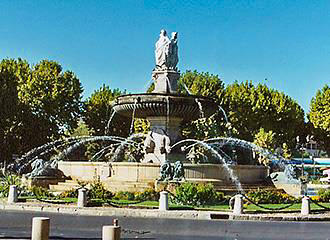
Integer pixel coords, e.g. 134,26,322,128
6,196,330,213
135,201,330,212
244,202,330,212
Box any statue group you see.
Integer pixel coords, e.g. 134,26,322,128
155,29,178,70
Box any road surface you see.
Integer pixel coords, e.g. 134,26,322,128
1,210,330,239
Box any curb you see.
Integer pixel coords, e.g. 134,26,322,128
228,214,330,221
2,201,330,222
0,202,211,220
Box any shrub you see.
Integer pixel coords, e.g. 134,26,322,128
174,182,223,206
58,188,78,198
134,188,160,201
310,195,321,202
246,189,298,204
0,174,23,197
88,181,113,200
317,189,330,202
30,186,54,198
113,189,160,201
113,191,135,201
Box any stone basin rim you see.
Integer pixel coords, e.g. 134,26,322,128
112,93,218,120
113,92,218,100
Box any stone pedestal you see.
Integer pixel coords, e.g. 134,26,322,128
147,116,182,143
32,217,50,240
143,116,182,164
8,185,18,203
301,196,310,215
102,226,121,240
78,188,87,207
159,191,169,211
152,70,179,94
233,194,243,215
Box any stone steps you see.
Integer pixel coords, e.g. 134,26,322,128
103,181,154,192
49,179,154,193
49,179,81,192
184,178,277,194
49,184,79,192
49,178,277,195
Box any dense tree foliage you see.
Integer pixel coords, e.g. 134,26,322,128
20,60,83,135
178,70,225,99
0,58,315,163
309,85,330,154
179,70,226,139
0,58,83,163
84,85,129,136
0,61,21,161
222,81,305,147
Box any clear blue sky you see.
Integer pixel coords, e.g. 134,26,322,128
1,0,329,114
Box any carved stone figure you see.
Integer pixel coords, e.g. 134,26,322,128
168,32,178,69
25,158,64,178
155,29,178,70
173,161,185,181
155,29,171,69
144,131,156,154
144,128,171,157
159,160,173,181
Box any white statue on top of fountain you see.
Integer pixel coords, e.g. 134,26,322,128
155,30,178,70
153,29,180,94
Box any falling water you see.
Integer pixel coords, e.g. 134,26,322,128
17,136,92,164
182,83,192,95
91,143,120,161
181,83,205,118
204,137,297,180
105,110,116,135
129,99,138,135
172,139,244,193
110,133,145,162
144,77,154,92
166,96,170,133
195,99,205,118
55,136,134,161
16,135,131,167
218,106,229,125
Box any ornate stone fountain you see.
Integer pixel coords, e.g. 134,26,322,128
12,29,272,194
112,29,217,163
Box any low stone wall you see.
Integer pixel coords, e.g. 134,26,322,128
22,176,65,189
58,161,109,181
58,161,268,184
184,164,267,184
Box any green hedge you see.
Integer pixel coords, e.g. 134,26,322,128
173,182,225,206
246,189,299,204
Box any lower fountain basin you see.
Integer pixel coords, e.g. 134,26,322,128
112,93,218,120
57,161,268,192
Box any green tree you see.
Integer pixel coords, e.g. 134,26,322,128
70,119,94,137
134,118,150,134
179,70,225,99
253,128,276,150
253,128,276,165
0,58,84,162
84,85,129,136
19,60,83,135
0,62,21,161
309,85,330,154
68,119,95,161
178,70,226,139
223,81,305,148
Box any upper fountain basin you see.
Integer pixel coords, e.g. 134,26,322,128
112,93,218,120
